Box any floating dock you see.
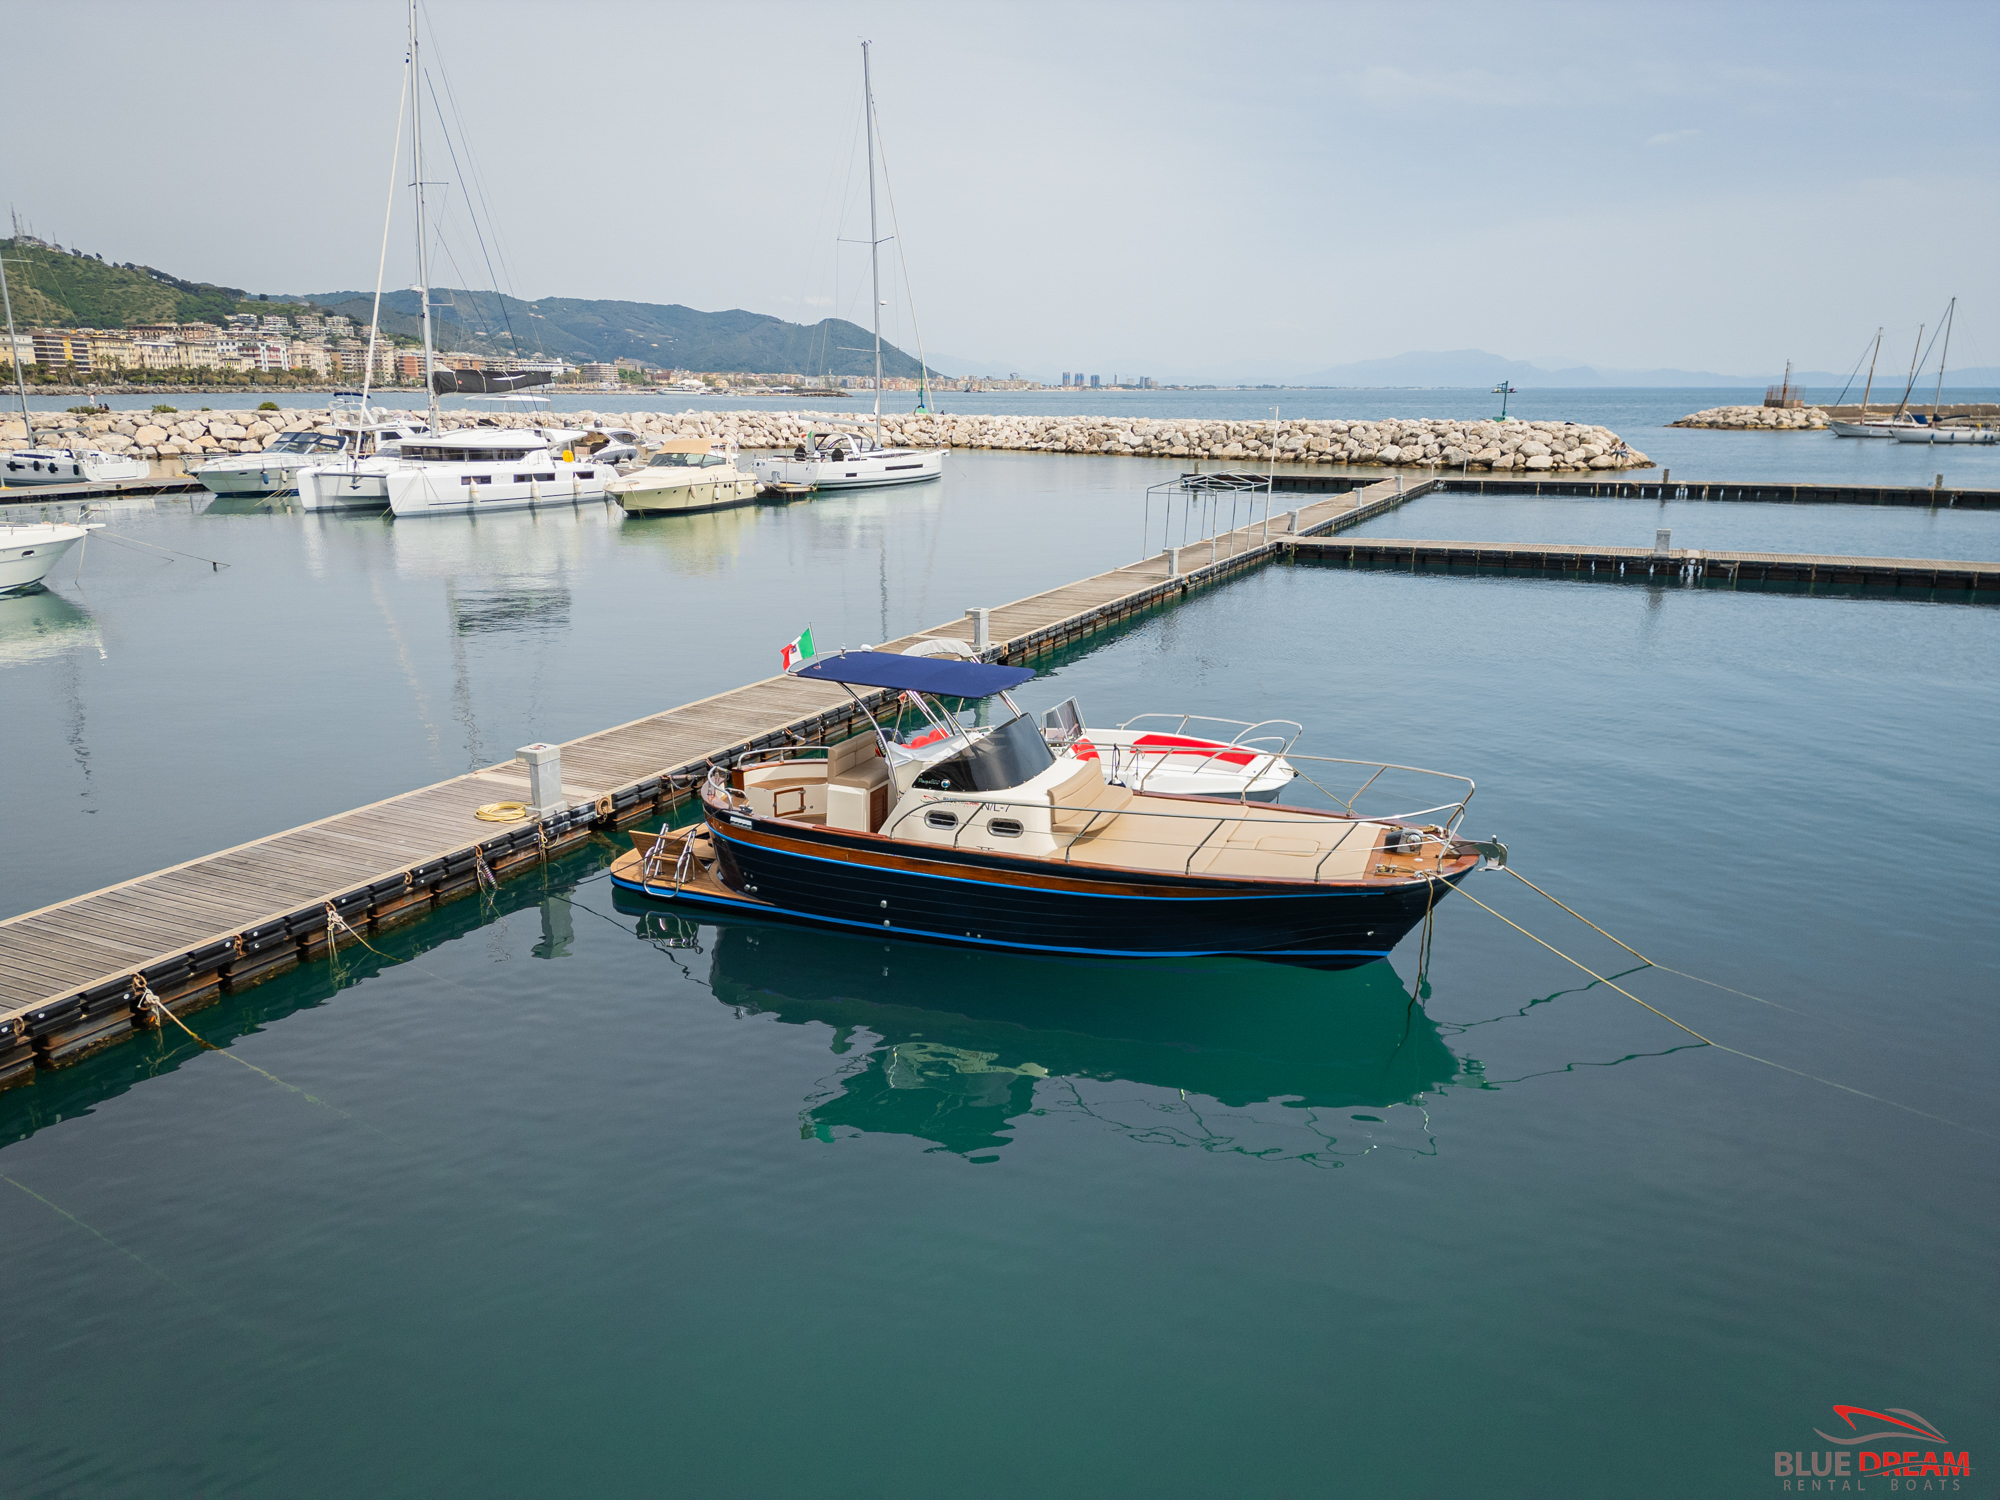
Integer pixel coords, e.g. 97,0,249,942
1289,538,2000,595
0,474,204,506
0,478,1428,1086
1427,476,1996,509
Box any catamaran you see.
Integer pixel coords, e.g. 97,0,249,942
611,651,1503,967
750,42,943,495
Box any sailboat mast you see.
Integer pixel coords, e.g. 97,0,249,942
411,0,438,431
863,39,882,446
1892,324,1924,421
1858,328,1881,419
0,249,31,444
1929,297,1954,421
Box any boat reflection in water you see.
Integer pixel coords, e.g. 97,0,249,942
0,587,103,666
617,903,1472,1161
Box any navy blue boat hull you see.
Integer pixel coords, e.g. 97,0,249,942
611,809,1471,969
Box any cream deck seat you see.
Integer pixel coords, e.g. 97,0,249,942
827,732,891,831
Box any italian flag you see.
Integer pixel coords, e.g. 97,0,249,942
780,625,815,672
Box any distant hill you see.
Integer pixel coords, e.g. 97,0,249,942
301,287,943,378
1296,348,2000,390
0,236,320,328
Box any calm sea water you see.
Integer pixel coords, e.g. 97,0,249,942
26,386,2000,487
1,455,1994,1496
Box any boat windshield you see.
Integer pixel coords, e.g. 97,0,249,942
647,451,725,468
910,713,1055,793
268,431,345,455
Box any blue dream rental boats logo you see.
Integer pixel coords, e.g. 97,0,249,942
1775,1405,1970,1490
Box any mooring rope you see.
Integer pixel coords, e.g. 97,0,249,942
1430,872,1989,1137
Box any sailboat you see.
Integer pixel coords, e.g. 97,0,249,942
0,253,145,487
1892,298,1997,444
296,2,615,517
751,42,944,494
1831,323,1931,438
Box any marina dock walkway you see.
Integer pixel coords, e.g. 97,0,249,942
0,478,1424,1083
1290,538,2000,593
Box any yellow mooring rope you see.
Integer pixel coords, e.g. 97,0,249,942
1430,870,1989,1137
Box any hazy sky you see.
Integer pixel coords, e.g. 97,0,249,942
7,0,1996,380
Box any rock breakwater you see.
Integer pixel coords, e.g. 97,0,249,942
3,407,1652,471
1670,405,1829,430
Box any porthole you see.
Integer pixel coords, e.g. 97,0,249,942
924,809,959,830
988,818,1023,838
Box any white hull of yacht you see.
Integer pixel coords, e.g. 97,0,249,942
198,458,318,497
1891,426,1998,445
751,447,943,490
2,449,148,486
385,463,612,517
0,522,95,592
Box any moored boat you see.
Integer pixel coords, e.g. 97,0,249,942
611,651,1502,967
0,447,147,486
0,521,101,593
609,437,760,515
749,429,944,491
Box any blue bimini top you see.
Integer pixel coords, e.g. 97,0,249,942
792,649,1036,697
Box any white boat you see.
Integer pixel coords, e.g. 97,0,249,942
1887,299,1991,442
0,447,147,486
898,641,1300,801
1892,424,1998,445
751,429,943,491
0,255,140,488
1041,700,1301,801
609,437,760,515
750,42,943,495
0,521,101,593
384,429,614,517
1829,418,1920,439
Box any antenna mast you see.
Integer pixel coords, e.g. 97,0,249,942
0,248,31,445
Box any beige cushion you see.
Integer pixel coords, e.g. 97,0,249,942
1049,761,1120,833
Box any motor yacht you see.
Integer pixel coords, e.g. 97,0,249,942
383,428,615,517
1,521,102,593
611,651,1502,967
608,438,760,516
750,429,943,491
196,428,361,497
1,448,147,486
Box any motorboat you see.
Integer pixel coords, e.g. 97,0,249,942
610,650,1503,967
383,428,614,517
0,448,147,486
1040,700,1300,801
608,437,760,516
195,428,359,497
750,429,943,492
0,521,101,593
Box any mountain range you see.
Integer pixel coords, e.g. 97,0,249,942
301,288,935,379
1290,348,2000,390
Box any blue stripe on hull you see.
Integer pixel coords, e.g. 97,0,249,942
607,872,1394,963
